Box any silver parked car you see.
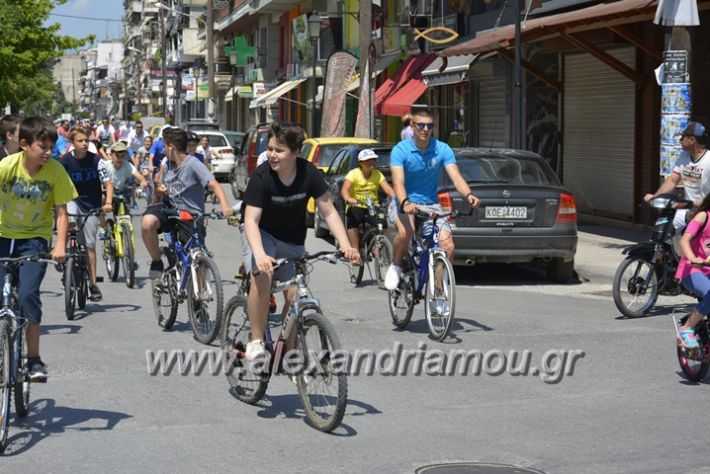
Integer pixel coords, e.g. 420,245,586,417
193,130,236,180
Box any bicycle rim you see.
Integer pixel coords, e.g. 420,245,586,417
153,272,178,329
612,257,658,318
64,258,76,320
296,312,347,433
221,296,268,404
424,253,456,341
120,223,135,288
13,324,29,417
187,255,224,344
677,341,710,382
0,321,11,453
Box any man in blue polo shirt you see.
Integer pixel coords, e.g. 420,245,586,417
384,108,480,292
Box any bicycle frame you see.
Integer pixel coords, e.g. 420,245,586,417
112,199,135,258
166,217,209,300
409,216,448,299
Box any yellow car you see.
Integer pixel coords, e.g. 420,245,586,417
300,137,378,224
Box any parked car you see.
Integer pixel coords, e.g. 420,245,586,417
230,123,270,198
300,137,378,226
222,130,246,152
179,119,220,132
316,147,578,283
193,130,236,180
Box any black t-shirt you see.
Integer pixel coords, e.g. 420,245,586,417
243,158,329,245
59,151,105,210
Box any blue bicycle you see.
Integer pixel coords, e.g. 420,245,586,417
388,209,461,341
151,209,224,344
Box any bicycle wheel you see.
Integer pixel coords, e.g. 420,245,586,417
152,271,178,329
103,223,119,282
295,311,347,433
677,324,710,382
221,295,268,404
424,252,456,341
77,263,87,310
13,323,29,417
371,234,393,289
388,254,415,329
187,254,224,344
64,257,76,320
612,257,658,318
120,222,135,288
347,240,366,286
0,321,11,454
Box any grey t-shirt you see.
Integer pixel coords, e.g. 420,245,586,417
163,157,214,215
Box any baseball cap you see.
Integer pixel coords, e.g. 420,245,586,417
680,121,707,137
111,141,128,152
358,148,378,161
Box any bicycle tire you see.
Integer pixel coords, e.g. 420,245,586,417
371,234,393,289
221,295,268,404
153,271,178,329
13,322,29,417
612,257,658,318
64,257,76,320
187,254,224,344
348,240,366,286
120,222,135,288
424,252,456,341
295,311,348,433
677,324,710,382
77,263,88,310
0,321,11,454
388,253,415,329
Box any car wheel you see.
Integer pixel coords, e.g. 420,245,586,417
546,258,575,283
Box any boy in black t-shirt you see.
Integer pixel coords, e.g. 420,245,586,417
242,122,359,360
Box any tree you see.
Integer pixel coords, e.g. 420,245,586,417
0,0,94,113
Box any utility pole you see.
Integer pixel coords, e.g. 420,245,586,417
160,7,168,121
513,0,523,149
207,0,215,120
71,67,77,118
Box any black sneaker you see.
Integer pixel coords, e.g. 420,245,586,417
149,260,164,279
27,357,48,383
89,284,102,302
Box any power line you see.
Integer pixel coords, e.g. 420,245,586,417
49,13,122,22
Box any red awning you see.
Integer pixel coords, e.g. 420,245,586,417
374,54,436,115
439,0,660,57
380,79,429,117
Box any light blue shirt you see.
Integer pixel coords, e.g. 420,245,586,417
390,138,456,205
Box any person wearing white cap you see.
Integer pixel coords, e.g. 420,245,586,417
644,120,709,228
342,148,397,252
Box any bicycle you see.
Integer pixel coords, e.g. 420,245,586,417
674,260,710,382
151,209,224,344
346,196,393,288
0,253,56,454
221,251,348,433
64,210,101,321
103,195,137,288
388,209,464,341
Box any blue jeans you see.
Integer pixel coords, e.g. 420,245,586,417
682,272,710,315
0,237,49,324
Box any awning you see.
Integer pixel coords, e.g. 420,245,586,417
374,53,436,115
440,0,660,57
347,51,401,93
380,79,429,117
654,0,700,25
249,78,307,109
225,85,254,101
422,54,478,87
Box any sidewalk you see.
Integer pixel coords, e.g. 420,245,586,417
575,223,649,284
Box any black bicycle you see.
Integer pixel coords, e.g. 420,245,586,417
0,253,55,454
64,210,101,320
346,196,393,288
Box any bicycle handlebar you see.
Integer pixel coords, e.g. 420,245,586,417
252,251,345,276
0,253,56,267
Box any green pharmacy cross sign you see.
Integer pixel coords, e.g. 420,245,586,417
225,36,256,66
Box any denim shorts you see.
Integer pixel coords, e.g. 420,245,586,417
0,237,49,325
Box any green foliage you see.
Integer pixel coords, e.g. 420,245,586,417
132,112,142,122
0,0,94,113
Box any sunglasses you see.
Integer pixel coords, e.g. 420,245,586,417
413,122,434,130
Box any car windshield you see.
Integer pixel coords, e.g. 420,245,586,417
318,144,350,168
457,156,557,185
255,131,269,155
205,135,228,147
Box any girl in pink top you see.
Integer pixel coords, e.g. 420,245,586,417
676,194,710,348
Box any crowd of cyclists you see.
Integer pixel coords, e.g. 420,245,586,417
0,109,482,385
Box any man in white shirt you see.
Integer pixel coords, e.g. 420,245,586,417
126,121,148,154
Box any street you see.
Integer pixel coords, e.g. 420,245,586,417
1,187,707,474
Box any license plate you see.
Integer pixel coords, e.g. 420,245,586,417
485,206,527,219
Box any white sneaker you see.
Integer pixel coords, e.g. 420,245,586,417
245,340,267,361
384,265,402,291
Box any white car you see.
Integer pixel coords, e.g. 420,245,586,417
193,130,236,180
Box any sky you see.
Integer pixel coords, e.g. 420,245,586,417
45,0,125,45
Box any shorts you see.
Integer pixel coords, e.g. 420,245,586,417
251,229,304,281
144,202,207,244
397,202,452,236
346,206,377,230
0,237,49,325
67,201,99,249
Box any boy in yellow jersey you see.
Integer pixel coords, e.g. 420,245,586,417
341,148,397,251
0,117,77,382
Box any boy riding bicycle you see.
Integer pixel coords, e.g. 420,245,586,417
99,141,148,213
0,116,77,381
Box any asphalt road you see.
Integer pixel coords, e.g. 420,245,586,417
2,188,708,473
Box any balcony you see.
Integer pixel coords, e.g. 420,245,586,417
247,0,301,15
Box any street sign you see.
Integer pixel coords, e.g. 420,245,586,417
224,36,256,66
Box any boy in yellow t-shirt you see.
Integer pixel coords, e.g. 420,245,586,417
341,148,397,251
0,116,78,382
